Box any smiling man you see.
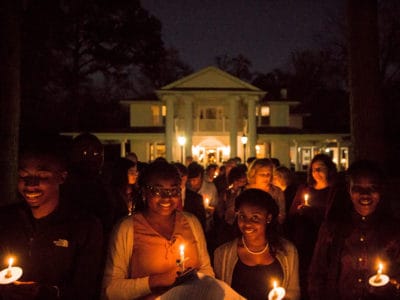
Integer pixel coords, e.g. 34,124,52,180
308,160,400,299
0,135,103,300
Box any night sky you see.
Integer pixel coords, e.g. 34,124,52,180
142,0,345,73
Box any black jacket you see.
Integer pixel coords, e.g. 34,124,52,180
0,201,103,300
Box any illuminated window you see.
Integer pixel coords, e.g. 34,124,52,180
261,106,270,116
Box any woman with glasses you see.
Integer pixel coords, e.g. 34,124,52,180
102,160,214,299
214,188,300,300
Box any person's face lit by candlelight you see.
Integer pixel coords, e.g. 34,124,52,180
144,180,181,217
127,165,138,185
237,203,271,240
311,161,328,186
18,153,67,217
254,166,273,187
350,176,380,217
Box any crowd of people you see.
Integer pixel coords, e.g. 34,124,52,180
0,132,399,300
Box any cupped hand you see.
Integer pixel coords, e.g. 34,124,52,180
149,266,179,290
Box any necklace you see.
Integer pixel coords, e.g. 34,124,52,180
241,236,269,255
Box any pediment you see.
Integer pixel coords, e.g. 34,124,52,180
160,66,261,91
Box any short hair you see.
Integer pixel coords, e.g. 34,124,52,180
72,132,103,150
228,166,246,185
205,164,218,173
187,162,204,179
347,160,384,184
247,158,274,184
19,133,69,171
274,166,293,185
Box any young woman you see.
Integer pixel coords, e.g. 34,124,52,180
246,158,286,224
214,189,300,300
102,161,214,299
288,153,338,298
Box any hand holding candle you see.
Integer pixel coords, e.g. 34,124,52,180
369,261,390,287
204,197,210,209
268,280,286,300
0,256,23,284
179,244,185,272
304,193,309,206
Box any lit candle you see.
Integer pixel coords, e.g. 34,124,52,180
268,280,286,300
304,193,309,206
179,244,185,272
204,197,210,208
369,261,390,287
376,263,383,281
5,258,13,279
0,256,23,284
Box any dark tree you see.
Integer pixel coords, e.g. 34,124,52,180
215,53,253,81
20,0,167,130
347,0,385,165
0,0,22,206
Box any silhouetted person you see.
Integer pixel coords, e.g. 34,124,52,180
174,163,207,231
63,132,114,239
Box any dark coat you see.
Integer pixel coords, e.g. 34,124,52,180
0,201,103,300
309,210,400,300
183,189,207,232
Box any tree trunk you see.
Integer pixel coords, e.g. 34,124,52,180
0,0,21,206
347,0,386,165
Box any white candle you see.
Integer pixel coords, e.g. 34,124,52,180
369,261,390,287
5,258,13,278
268,280,286,300
204,197,210,208
0,256,23,284
376,263,383,281
179,244,185,271
304,193,309,206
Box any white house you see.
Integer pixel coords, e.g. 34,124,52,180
65,66,350,170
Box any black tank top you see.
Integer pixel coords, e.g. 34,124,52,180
231,258,284,300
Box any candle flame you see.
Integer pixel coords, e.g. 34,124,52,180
8,258,13,269
304,193,309,201
273,280,277,289
179,244,185,256
378,263,383,275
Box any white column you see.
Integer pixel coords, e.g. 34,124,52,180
120,139,127,157
228,95,239,158
247,96,257,158
165,95,175,162
184,96,194,157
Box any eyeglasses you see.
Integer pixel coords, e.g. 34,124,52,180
350,185,380,195
145,185,181,198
